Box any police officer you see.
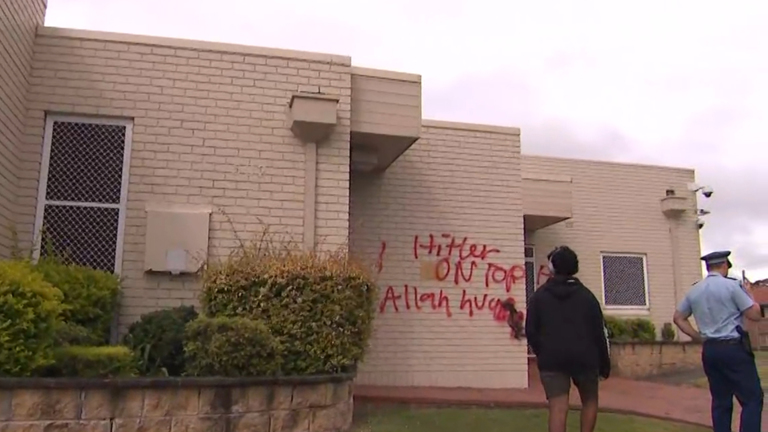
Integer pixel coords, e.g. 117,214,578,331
673,250,764,432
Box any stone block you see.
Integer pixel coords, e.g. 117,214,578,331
115,389,144,418
111,418,172,432
37,421,110,432
243,386,270,413
199,387,247,415
231,413,270,431
0,391,12,421
171,415,226,432
0,422,46,432
11,390,80,421
143,388,199,417
269,386,293,411
291,384,330,408
269,409,310,432
329,382,351,405
80,389,146,420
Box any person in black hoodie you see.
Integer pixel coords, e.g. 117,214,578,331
525,246,611,432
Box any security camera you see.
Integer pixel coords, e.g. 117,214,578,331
697,218,705,230
687,183,714,198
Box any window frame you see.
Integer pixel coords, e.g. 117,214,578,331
599,252,650,310
32,114,134,275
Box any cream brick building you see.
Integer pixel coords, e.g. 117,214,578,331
1,0,702,389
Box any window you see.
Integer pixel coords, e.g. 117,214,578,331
600,253,649,308
33,115,133,274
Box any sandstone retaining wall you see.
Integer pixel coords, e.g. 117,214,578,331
0,374,354,432
610,342,702,378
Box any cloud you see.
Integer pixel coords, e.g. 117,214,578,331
44,0,768,278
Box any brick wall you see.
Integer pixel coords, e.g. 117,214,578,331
20,28,352,328
350,121,527,389
522,156,701,336
0,0,46,258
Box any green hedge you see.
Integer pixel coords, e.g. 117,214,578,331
605,316,656,342
201,244,377,375
184,316,282,377
35,258,120,344
661,322,676,341
48,345,137,378
123,306,198,376
0,260,63,376
53,321,103,346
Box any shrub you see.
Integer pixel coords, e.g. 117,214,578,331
53,321,103,346
627,318,656,341
605,316,656,342
184,316,282,377
0,260,64,377
201,239,378,375
605,316,631,341
35,258,120,344
661,322,676,341
48,345,137,378
123,305,198,376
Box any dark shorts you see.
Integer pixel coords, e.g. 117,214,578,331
540,370,599,401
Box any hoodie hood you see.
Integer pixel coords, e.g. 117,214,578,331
542,275,583,300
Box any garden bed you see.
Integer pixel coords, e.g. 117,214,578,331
0,373,354,432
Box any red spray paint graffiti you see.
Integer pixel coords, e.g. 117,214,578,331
414,234,526,294
379,285,452,317
375,241,386,274
377,234,554,324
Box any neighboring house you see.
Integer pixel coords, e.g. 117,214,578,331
753,282,768,307
1,0,703,389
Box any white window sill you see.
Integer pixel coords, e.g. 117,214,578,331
603,308,651,317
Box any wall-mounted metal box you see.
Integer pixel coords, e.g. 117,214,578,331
143,204,212,275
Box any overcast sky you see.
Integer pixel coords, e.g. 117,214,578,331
45,0,768,280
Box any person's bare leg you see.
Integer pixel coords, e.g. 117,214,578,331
580,396,598,432
575,374,599,432
548,394,570,432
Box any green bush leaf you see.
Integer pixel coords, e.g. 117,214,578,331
199,243,378,375
123,305,198,376
35,257,120,345
184,316,282,377
47,345,137,378
0,260,64,376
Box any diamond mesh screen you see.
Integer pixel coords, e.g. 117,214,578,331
40,205,120,273
602,255,648,307
525,260,535,355
46,121,126,204
525,261,535,304
38,120,127,273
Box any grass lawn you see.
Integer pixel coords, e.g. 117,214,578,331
692,352,768,389
352,407,709,432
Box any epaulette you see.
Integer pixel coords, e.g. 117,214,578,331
726,276,738,281
692,280,700,286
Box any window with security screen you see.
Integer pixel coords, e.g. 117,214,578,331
34,116,132,274
601,253,649,308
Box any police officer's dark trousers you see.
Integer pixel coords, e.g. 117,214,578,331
702,338,763,432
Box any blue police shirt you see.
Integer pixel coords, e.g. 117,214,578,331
677,273,755,340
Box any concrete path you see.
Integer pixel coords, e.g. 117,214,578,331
355,372,768,429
